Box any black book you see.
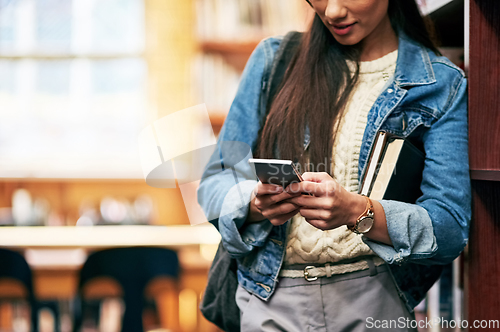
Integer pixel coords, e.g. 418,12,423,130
359,131,425,203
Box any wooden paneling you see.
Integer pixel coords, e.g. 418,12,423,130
468,181,500,323
467,0,500,328
470,170,500,181
468,0,500,171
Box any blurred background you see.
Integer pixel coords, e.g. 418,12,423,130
0,0,465,331
0,0,312,331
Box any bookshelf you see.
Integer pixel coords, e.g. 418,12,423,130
0,0,200,223
196,0,466,133
200,40,260,55
193,0,313,134
467,0,500,325
200,40,260,73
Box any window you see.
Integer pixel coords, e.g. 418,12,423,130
0,0,147,178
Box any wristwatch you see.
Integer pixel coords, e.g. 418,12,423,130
348,195,374,234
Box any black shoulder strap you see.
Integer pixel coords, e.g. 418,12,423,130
264,31,303,115
254,31,302,157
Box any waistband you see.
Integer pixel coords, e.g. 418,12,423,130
279,256,385,281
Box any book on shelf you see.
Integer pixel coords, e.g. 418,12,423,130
193,53,241,117
195,0,310,41
359,131,425,203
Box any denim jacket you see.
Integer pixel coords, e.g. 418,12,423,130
197,32,471,312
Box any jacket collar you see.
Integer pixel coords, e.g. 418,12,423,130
394,33,436,87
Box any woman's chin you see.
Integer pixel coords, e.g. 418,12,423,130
330,33,361,46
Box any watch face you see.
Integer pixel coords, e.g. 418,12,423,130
357,216,374,233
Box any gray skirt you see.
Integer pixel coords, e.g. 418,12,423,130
235,262,419,332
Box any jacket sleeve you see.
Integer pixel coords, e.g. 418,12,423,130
197,37,281,259
364,75,471,266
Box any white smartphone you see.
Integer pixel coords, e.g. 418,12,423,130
248,158,304,188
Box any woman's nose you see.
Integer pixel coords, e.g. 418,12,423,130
324,0,348,22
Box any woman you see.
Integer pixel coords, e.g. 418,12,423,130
198,0,470,331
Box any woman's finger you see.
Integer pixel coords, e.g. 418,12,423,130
301,172,333,182
255,190,301,209
254,182,283,196
254,193,294,211
286,178,341,196
269,208,300,226
287,195,335,209
299,208,333,221
262,202,299,220
285,181,319,195
303,219,332,231
285,181,332,196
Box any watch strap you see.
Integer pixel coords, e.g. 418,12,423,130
348,195,374,233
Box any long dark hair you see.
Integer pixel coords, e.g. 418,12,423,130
256,0,439,174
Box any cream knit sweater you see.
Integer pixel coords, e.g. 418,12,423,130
282,50,398,270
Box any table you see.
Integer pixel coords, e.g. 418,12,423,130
0,224,222,332
0,224,221,249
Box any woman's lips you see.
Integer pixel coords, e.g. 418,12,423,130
331,22,356,36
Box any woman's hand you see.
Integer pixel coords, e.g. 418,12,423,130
286,172,366,231
247,182,301,226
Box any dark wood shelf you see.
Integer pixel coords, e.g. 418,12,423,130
470,170,500,181
200,40,261,71
200,40,260,55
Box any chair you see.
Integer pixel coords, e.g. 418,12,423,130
73,247,179,332
0,248,38,332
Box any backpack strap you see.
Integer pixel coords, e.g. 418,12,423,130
255,31,303,157
262,31,303,119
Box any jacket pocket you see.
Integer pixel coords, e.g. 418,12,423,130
381,105,438,138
